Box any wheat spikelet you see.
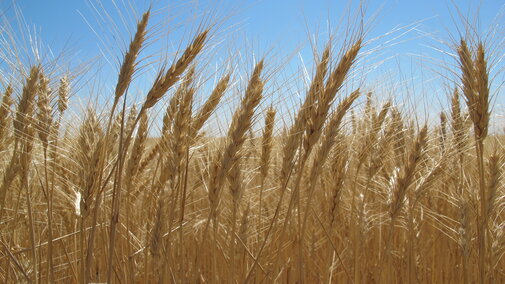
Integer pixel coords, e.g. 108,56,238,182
329,139,348,227
457,40,475,108
322,39,362,99
137,77,191,175
137,143,159,176
208,60,264,208
157,68,195,192
166,88,195,179
250,114,267,240
302,90,360,235
0,85,14,149
304,39,362,157
473,43,490,140
124,112,148,191
13,66,40,141
57,75,69,114
278,47,331,183
161,84,184,136
390,125,428,219
225,60,264,159
190,73,231,139
229,153,243,204
114,10,150,107
390,108,406,161
125,104,138,139
0,67,39,217
260,106,276,183
143,30,208,110
36,74,53,149
76,109,103,218
301,45,331,132
458,40,490,141
357,100,391,166
451,88,465,151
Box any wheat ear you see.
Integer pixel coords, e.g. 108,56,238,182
0,85,14,151
142,30,208,111
113,10,150,110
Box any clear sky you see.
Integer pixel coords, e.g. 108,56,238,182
2,0,502,54
1,0,504,131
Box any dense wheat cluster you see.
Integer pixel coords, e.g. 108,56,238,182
0,4,504,284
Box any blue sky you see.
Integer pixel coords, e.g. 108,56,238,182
1,0,504,132
3,0,502,54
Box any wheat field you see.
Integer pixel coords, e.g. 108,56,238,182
0,2,504,284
